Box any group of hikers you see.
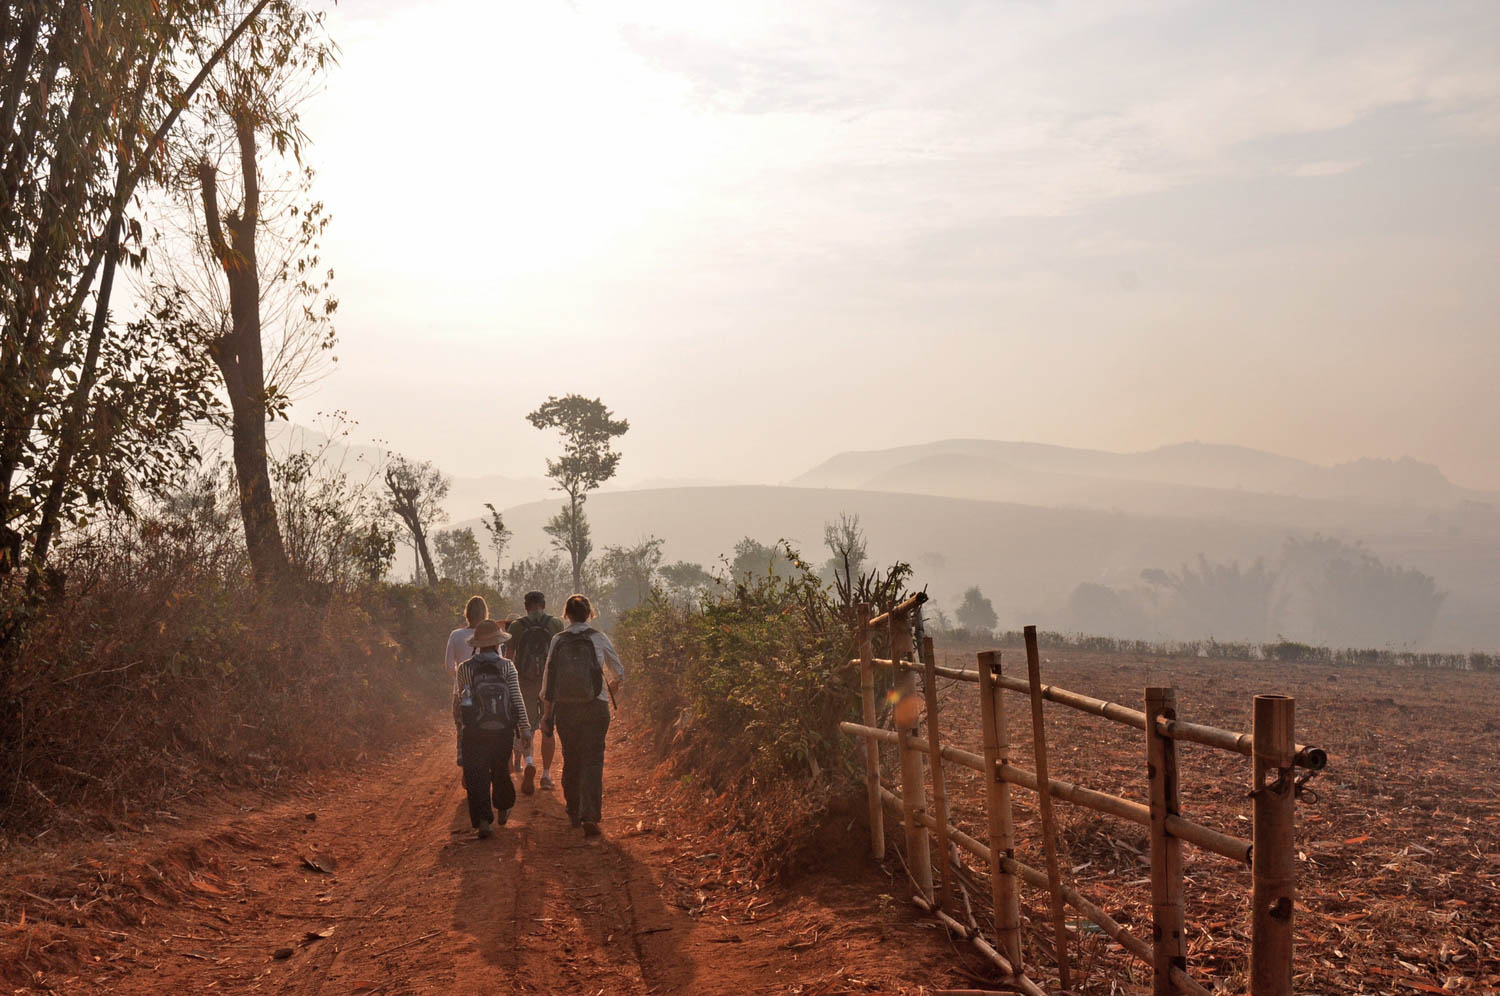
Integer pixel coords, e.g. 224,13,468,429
444,590,623,840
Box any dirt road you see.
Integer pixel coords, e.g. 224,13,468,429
5,718,976,994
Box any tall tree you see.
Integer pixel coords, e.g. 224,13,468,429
526,395,628,592
186,2,333,584
383,456,448,586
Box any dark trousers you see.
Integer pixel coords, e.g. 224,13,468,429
460,727,515,827
554,699,610,824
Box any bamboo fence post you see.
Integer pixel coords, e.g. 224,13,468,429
921,634,955,911
1024,626,1072,991
977,650,1025,974
893,615,933,901
1145,687,1186,996
857,602,883,860
1251,694,1296,996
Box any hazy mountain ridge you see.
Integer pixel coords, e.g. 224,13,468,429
794,439,1496,510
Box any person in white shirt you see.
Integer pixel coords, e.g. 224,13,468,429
539,594,623,838
445,596,488,764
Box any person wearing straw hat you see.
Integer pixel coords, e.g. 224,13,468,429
453,619,529,839
445,595,489,767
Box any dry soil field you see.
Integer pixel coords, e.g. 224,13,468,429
918,641,1500,994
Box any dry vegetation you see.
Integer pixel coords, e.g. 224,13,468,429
919,640,1500,994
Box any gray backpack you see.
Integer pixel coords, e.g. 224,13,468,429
549,629,602,705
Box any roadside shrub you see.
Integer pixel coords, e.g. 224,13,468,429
616,550,913,875
0,485,455,841
619,568,862,784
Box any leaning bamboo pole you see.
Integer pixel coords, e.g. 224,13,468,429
1251,694,1296,996
1025,626,1072,991
922,634,956,911
1146,687,1186,996
892,616,933,901
857,603,883,859
867,591,929,629
878,787,1045,996
904,790,1154,967
976,650,1025,974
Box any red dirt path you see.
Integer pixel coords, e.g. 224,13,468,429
2,714,987,994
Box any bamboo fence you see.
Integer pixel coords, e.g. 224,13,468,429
840,601,1326,996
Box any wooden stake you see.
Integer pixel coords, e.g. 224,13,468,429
893,616,933,902
977,650,1024,974
921,634,955,911
1145,687,1186,996
1024,626,1072,991
1251,694,1296,996
857,602,883,860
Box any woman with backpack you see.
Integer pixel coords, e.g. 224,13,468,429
539,594,623,838
453,619,530,839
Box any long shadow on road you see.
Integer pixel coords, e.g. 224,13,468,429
439,782,697,994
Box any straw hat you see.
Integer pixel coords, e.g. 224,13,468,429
467,619,510,648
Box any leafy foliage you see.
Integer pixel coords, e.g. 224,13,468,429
382,456,449,586
433,527,487,588
526,395,628,592
957,585,998,632
617,541,913,786
729,537,795,582
598,536,665,618
480,502,511,581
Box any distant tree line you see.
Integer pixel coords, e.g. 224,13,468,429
1060,535,1445,649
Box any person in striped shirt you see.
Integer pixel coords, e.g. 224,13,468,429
453,619,530,838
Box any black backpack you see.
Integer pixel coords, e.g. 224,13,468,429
463,659,517,732
549,629,602,705
510,615,552,682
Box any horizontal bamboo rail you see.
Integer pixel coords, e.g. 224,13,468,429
867,591,929,629
860,658,1327,770
841,722,1253,864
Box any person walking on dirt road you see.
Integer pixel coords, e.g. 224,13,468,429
454,620,530,839
539,594,623,838
445,596,488,766
504,590,564,795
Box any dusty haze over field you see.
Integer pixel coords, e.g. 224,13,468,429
293,0,1500,490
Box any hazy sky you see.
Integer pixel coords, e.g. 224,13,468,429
291,0,1500,490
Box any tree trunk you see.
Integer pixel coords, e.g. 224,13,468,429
416,529,438,586
199,109,289,586
569,495,584,593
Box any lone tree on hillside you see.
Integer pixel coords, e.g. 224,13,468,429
526,395,629,593
383,456,449,585
957,585,998,633
481,502,512,582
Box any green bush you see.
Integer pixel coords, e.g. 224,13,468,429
618,566,865,785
